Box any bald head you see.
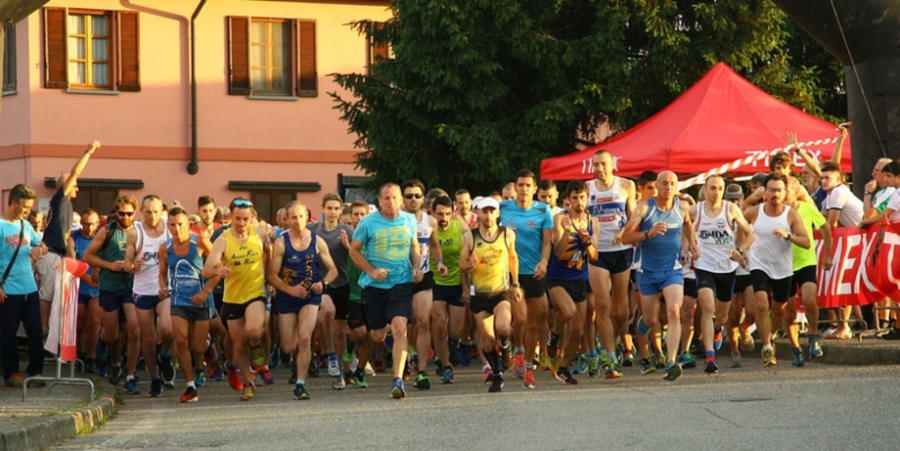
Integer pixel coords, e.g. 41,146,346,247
656,171,678,202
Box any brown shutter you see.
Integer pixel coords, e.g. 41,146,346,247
228,17,250,95
370,22,388,69
44,7,68,89
3,25,16,92
118,11,140,92
297,20,316,97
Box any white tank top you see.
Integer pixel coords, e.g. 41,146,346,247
133,221,171,296
588,176,629,252
417,212,433,273
693,201,738,274
749,205,793,280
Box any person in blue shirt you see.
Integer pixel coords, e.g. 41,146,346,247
349,183,421,399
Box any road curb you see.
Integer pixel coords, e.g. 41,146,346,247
0,396,117,451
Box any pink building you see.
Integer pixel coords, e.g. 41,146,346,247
0,0,391,222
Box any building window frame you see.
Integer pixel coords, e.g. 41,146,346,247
228,16,317,98
2,24,16,95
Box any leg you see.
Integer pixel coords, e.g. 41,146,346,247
136,307,160,377
121,303,141,378
412,289,433,373
609,270,631,349
524,294,548,365
590,265,617,356
560,301,587,369
697,288,715,354
431,301,450,367
389,316,409,380
172,316,194,383
295,304,320,382
661,284,683,364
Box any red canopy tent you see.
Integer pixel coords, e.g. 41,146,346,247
540,63,852,181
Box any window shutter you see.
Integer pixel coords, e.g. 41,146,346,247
118,11,140,91
296,20,316,97
3,25,15,92
369,22,388,72
228,17,250,95
44,7,68,89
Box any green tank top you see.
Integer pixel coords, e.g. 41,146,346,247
98,225,134,292
432,220,463,286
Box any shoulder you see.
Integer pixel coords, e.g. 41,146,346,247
620,177,635,190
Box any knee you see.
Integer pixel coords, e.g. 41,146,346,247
496,323,512,338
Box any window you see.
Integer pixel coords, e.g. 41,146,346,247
251,191,297,225
73,187,119,216
228,17,316,97
43,8,140,91
2,25,15,94
366,22,389,75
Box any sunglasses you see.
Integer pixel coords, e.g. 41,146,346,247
117,211,135,217
404,194,423,200
233,200,254,208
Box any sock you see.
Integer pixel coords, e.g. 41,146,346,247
126,375,134,382
607,351,618,363
714,326,722,334
706,350,715,359
762,344,773,351
499,336,511,354
296,378,305,386
186,381,196,389
515,346,525,355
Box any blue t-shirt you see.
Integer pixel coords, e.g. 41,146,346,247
499,200,553,275
352,211,417,289
0,218,40,295
70,229,99,298
637,198,684,272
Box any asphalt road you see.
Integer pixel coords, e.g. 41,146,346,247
51,361,899,451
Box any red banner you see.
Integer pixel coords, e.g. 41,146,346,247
815,223,900,307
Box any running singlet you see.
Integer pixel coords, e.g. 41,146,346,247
546,215,593,281
416,212,433,274
132,221,170,296
221,230,266,304
70,230,98,298
309,222,353,288
749,206,793,280
499,200,553,275
793,202,825,272
274,231,321,303
471,228,509,295
98,225,134,292
166,236,210,308
588,177,630,252
693,202,738,274
637,198,683,272
352,211,417,289
432,220,463,286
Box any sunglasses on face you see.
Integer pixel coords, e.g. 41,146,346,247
404,194,423,200
117,211,135,217
233,199,253,208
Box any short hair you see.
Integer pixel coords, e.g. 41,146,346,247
514,169,537,185
322,192,343,207
168,206,188,218
639,171,657,187
80,208,99,219
763,173,788,189
769,152,792,172
454,189,470,198
198,195,215,208
565,180,588,197
537,179,556,191
400,179,426,194
704,174,724,185
350,200,368,212
379,183,400,195
8,184,37,206
141,194,162,209
114,195,139,211
229,197,252,211
750,172,767,186
432,196,453,210
593,149,610,158
820,161,841,174
882,161,900,176
284,200,307,214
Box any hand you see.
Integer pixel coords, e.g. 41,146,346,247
172,199,182,207
413,269,424,284
560,216,572,231
190,291,207,306
466,253,477,271
0,286,6,304
729,249,743,263
158,287,168,299
612,231,624,245
649,221,667,238
773,228,790,240
217,266,233,278
511,286,523,303
289,284,308,299
577,228,591,244
865,179,877,193
784,132,800,151
111,260,125,272
311,281,324,295
437,262,448,277
340,229,350,249
533,260,547,280
368,268,390,283
690,243,700,261
132,258,145,272
460,290,470,305
88,141,101,152
29,246,46,261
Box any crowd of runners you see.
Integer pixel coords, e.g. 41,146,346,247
3,129,899,401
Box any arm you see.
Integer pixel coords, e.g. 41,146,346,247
260,229,271,282
552,213,568,258
825,209,841,229
786,132,823,179
742,187,765,211
409,229,422,283
123,228,142,273
819,222,833,271
619,201,654,245
83,227,120,272
585,217,600,262
267,237,302,298
681,200,700,259
62,141,100,197
202,235,231,280
831,126,848,165
458,231,476,273
157,242,169,300
66,235,76,259
534,227,552,279
313,236,339,294
506,229,522,303
784,209,811,249
729,203,755,260
429,217,448,276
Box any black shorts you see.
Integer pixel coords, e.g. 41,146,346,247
733,274,752,294
213,291,224,314
347,302,367,331
695,269,736,302
547,279,587,303
683,278,698,299
99,289,134,313
220,297,266,321
590,248,634,275
326,284,351,320
750,270,793,303
433,284,465,308
792,265,817,294
413,271,436,294
362,283,413,331
519,275,547,299
471,291,510,315
171,305,211,322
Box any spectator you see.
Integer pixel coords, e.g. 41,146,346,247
858,158,897,225
819,161,863,228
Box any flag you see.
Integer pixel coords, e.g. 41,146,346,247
45,257,89,361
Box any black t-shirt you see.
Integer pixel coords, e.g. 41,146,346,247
43,187,72,255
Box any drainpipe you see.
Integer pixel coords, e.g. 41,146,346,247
187,0,207,175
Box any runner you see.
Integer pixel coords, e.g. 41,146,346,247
124,195,174,396
158,207,220,402
345,200,374,388
537,180,562,214
269,201,338,400
460,197,520,392
622,171,699,381
68,209,101,373
349,184,421,399
191,196,225,381
203,198,272,401
454,189,476,228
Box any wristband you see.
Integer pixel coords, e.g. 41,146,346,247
864,191,874,196
643,230,650,240
785,232,792,241
436,258,444,264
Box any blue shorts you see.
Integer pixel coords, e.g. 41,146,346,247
78,292,97,305
362,283,413,331
433,284,464,308
99,289,134,313
637,269,683,296
273,294,322,315
133,294,164,311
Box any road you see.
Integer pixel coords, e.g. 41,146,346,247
52,361,899,451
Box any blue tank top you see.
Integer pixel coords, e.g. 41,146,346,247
274,231,321,302
637,198,683,272
546,214,593,281
70,230,98,297
166,235,212,308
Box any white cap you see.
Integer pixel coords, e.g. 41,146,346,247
476,197,500,210
472,196,485,209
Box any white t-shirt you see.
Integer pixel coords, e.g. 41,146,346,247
872,186,896,212
886,190,900,222
824,184,863,227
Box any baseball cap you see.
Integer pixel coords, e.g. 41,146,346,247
476,197,500,210
724,184,744,201
472,196,485,209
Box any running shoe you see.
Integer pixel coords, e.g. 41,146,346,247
344,345,355,365
605,360,622,379
434,357,443,376
294,383,311,400
572,353,588,374
555,367,578,385
390,377,406,399
97,359,109,378
791,347,805,367
149,376,163,397
523,370,536,389
808,335,822,358
488,374,503,393
588,352,600,378
343,369,353,386
205,342,218,367
327,353,341,377
240,383,255,401
622,353,634,367
195,369,206,387
124,378,141,395
731,353,742,368
332,375,345,390
308,358,320,378
637,317,650,336
250,345,267,369
598,348,610,370
180,385,198,403
653,351,667,369
483,364,493,383
713,328,723,351
761,347,777,367
663,361,683,381
352,369,368,388
677,351,697,369
513,354,527,378
740,329,755,353
26,376,45,388
373,360,386,374
108,365,124,385
704,356,718,374
414,371,430,390
84,358,99,374
159,353,176,387
4,373,23,388
546,332,561,358
539,353,552,371
227,364,242,391
454,346,471,367
640,358,655,374
258,367,276,386
441,366,454,384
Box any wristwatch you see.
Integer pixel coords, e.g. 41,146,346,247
511,282,520,288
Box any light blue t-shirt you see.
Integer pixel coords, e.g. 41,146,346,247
499,200,554,275
637,198,683,272
352,211,417,289
0,218,40,295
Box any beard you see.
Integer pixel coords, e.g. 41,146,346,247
438,220,449,229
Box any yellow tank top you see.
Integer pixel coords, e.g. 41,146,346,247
471,227,509,295
222,229,266,304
